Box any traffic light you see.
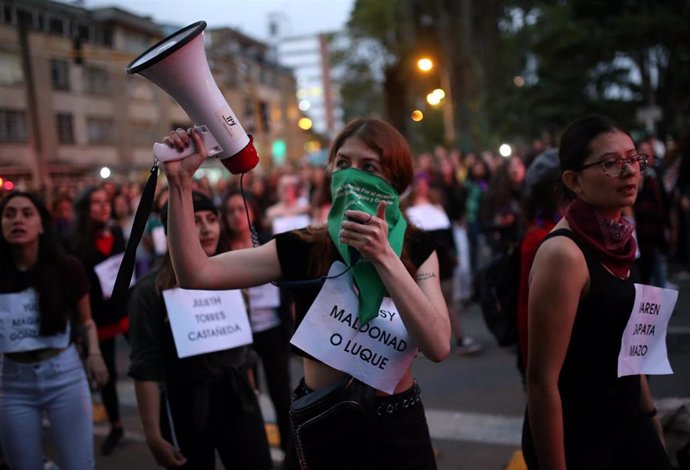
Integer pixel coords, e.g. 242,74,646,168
271,139,287,165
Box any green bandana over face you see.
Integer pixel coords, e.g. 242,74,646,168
327,168,408,324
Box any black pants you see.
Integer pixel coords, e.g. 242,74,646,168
99,337,121,425
522,406,672,470
289,380,437,470
162,380,272,470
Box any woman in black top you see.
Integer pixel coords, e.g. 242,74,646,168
220,190,294,457
128,191,272,469
71,185,128,455
0,191,107,470
523,115,672,470
160,118,451,469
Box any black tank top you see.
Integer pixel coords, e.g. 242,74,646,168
545,229,640,415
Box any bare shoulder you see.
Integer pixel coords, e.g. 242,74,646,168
532,231,587,286
535,232,583,266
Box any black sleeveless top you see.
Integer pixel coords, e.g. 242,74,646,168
274,228,436,359
546,229,640,416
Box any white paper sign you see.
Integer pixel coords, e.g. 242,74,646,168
406,204,451,231
163,288,253,358
617,283,677,377
290,262,417,394
248,283,280,310
94,253,134,299
272,214,311,235
151,225,168,255
0,289,71,353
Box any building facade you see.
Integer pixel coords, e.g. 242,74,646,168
0,0,305,192
275,32,344,139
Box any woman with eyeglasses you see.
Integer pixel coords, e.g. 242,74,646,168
522,115,672,470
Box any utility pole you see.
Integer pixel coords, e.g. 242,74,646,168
17,10,48,193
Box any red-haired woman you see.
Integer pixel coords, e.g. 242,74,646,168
160,118,451,469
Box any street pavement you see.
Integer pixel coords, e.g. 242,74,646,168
46,262,690,469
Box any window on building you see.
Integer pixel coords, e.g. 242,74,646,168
86,117,113,144
48,17,65,36
127,78,155,101
259,101,270,132
99,25,114,47
130,121,157,144
0,109,29,143
83,66,111,95
51,59,70,90
56,113,74,144
2,4,13,24
77,25,90,42
243,98,256,134
37,12,45,31
0,52,23,86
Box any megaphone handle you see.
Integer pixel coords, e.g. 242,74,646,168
152,125,222,162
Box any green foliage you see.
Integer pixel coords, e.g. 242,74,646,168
338,0,690,151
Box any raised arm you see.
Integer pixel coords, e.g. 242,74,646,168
526,235,587,470
161,129,282,290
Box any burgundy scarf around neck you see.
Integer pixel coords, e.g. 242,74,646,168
564,198,636,278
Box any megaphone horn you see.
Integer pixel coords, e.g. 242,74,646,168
126,21,259,174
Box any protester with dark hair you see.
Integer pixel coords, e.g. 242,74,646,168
50,193,75,249
464,157,491,280
522,115,672,469
633,139,671,288
71,185,128,456
516,149,571,380
128,191,272,469
0,191,108,470
404,172,481,355
160,118,450,469
220,190,294,458
480,155,526,254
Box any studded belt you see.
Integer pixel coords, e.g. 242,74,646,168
375,382,422,416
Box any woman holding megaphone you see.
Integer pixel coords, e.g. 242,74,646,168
160,118,451,469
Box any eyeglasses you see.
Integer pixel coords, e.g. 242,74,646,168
575,154,649,178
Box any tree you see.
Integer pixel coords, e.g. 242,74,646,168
337,0,690,151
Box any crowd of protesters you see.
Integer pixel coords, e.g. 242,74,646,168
1,117,689,468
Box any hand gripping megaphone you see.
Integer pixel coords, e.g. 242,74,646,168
126,21,258,174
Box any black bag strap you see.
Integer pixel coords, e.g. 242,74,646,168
111,162,159,311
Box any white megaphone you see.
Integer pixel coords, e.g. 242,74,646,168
126,21,258,174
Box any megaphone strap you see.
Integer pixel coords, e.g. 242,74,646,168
111,162,159,309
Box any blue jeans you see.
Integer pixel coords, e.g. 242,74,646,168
0,345,94,470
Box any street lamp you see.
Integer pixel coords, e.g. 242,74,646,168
416,56,456,145
417,57,433,73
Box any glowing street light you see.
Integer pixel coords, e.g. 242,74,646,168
417,57,433,73
416,56,455,144
499,143,512,158
298,117,313,130
426,88,446,106
411,110,424,122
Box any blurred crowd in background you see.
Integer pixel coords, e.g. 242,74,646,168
4,126,689,295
